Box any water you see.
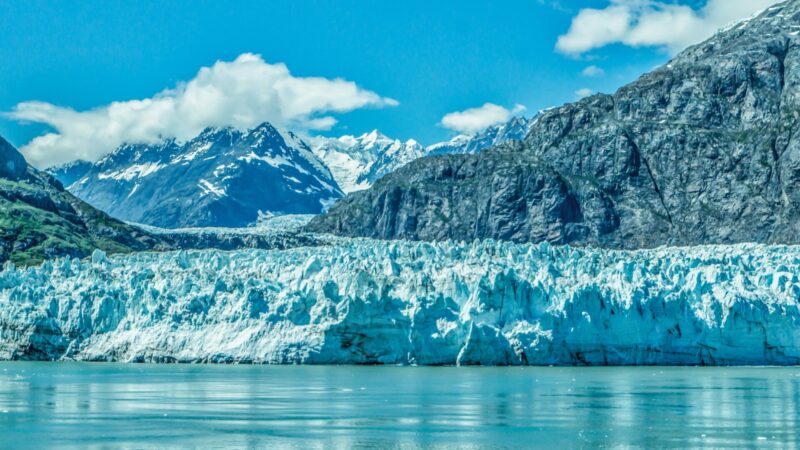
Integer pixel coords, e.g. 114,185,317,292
0,363,798,449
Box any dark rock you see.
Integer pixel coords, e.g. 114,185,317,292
308,2,800,249
0,136,27,181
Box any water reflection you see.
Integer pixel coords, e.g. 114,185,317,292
0,364,798,449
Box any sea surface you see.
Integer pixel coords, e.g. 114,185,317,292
0,363,798,449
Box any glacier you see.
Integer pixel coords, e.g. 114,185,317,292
1,239,800,365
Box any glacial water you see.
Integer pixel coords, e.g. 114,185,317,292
0,363,798,449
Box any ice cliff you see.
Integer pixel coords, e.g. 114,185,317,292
1,240,800,365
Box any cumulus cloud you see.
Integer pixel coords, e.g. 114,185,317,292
575,88,595,98
8,53,398,167
556,0,781,55
440,103,526,135
581,65,605,77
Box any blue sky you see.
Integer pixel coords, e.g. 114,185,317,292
0,0,779,166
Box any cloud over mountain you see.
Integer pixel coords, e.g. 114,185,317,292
556,0,780,55
8,53,397,167
440,103,526,135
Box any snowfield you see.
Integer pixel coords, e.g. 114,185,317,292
2,239,800,365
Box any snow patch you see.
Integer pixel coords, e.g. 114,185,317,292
98,163,164,181
197,179,226,197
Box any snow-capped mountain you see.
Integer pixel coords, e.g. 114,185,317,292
49,123,343,228
312,117,532,193
311,130,426,193
47,159,94,188
426,116,534,156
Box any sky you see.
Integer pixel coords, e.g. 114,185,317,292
0,0,781,167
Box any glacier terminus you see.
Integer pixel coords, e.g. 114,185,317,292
2,239,800,366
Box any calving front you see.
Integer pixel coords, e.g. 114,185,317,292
2,240,799,365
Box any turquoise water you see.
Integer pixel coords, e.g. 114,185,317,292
0,364,798,449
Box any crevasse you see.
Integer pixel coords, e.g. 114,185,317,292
1,239,799,365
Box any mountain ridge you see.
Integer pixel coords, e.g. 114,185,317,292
310,130,427,194
0,135,163,266
307,1,800,249
50,122,343,228
311,116,533,193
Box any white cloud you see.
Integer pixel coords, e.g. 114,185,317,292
440,103,526,135
575,88,595,98
556,0,781,55
8,53,398,167
581,65,606,77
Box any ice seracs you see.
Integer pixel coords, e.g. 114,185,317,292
2,239,800,365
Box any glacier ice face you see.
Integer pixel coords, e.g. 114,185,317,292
1,240,800,365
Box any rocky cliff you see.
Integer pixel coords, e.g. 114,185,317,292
308,2,800,249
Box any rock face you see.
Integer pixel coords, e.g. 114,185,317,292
46,160,93,188
2,240,800,366
309,2,800,249
0,137,27,180
50,123,343,228
0,136,163,266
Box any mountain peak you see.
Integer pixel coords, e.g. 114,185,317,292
360,129,388,144
51,125,342,228
197,126,237,140
251,122,280,134
425,116,532,157
309,0,800,248
0,135,28,180
312,130,423,194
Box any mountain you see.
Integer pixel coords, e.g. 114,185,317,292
311,130,426,193
308,1,800,249
0,137,27,180
425,116,534,156
47,160,94,188
50,123,343,228
0,136,162,266
312,117,533,194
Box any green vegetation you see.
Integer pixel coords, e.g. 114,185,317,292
0,173,160,267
